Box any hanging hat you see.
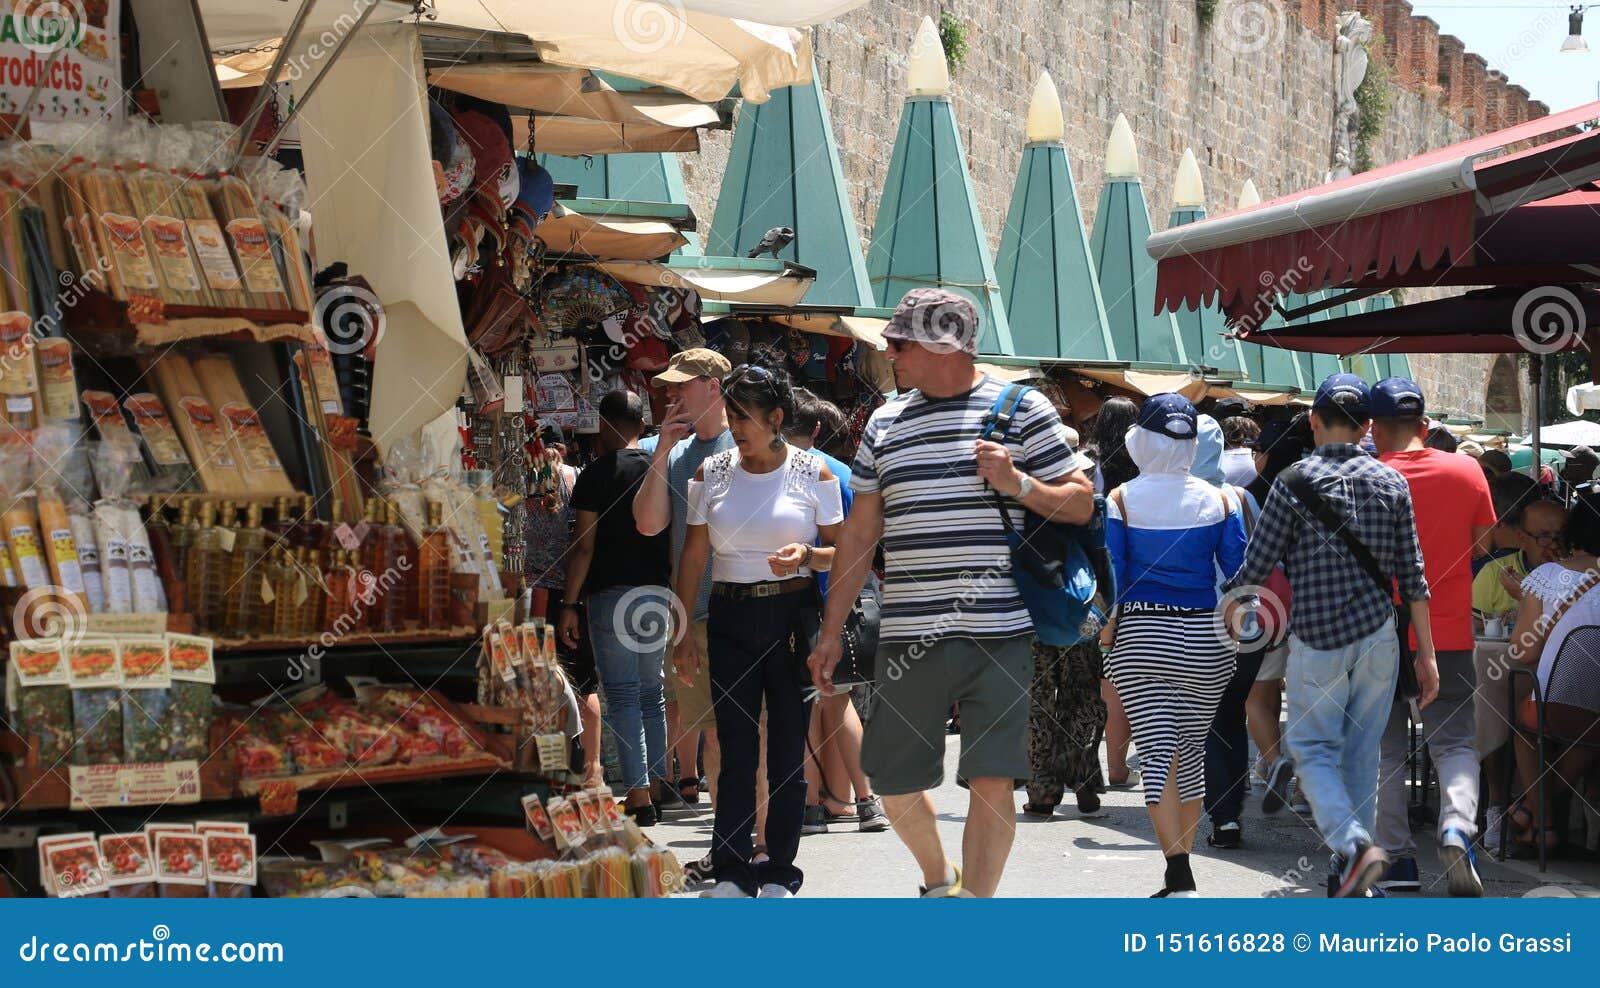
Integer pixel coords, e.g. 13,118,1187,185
438,133,475,205
495,159,519,210
452,110,512,200
516,156,554,222
427,99,455,164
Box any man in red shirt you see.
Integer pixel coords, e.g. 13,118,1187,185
1371,378,1495,897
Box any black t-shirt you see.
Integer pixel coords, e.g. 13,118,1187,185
569,448,672,594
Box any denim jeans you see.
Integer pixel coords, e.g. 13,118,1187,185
1204,645,1267,826
1284,616,1399,858
707,589,814,895
1376,649,1479,857
587,586,670,792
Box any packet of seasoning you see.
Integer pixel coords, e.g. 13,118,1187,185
520,792,555,843
119,635,171,762
37,832,95,897
7,639,72,764
41,836,108,897
205,832,256,897
66,636,122,765
153,831,207,896
165,632,214,760
547,795,585,853
100,832,156,898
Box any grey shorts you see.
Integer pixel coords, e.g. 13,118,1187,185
861,634,1033,796
1255,643,1288,682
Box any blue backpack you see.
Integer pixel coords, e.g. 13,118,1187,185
981,384,1112,646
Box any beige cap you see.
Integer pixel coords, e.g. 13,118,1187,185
651,347,732,386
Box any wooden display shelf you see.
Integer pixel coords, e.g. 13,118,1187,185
63,288,309,333
213,629,480,655
234,691,514,799
0,724,236,812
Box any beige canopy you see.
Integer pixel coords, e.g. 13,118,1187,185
536,204,689,260
430,62,723,128
199,0,415,48
422,1,813,102
1206,385,1298,407
512,113,702,155
1073,366,1209,403
599,261,814,306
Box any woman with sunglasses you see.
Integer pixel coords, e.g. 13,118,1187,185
674,364,845,897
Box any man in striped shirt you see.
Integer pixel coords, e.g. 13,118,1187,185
808,288,1094,897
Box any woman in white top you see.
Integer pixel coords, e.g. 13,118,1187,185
675,364,844,898
1507,490,1600,854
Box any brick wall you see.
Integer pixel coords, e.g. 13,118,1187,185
678,0,1545,420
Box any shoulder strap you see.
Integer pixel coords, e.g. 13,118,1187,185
981,383,1032,442
1279,464,1391,598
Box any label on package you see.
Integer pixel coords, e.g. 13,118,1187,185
224,218,285,295
142,214,202,292
219,401,281,472
176,396,237,467
35,338,79,421
45,528,85,594
99,211,159,291
186,218,242,291
0,312,37,397
122,393,191,466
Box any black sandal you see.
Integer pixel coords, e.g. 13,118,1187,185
675,777,701,805
1022,802,1057,818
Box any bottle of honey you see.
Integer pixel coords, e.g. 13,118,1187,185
375,501,416,629
186,501,228,632
418,501,452,628
267,547,299,637
226,502,269,638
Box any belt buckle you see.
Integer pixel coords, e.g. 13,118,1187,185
753,582,778,599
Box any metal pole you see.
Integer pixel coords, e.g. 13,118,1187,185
13,47,64,131
258,0,382,159
1531,352,1544,481
229,0,320,169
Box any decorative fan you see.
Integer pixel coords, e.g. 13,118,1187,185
534,265,633,340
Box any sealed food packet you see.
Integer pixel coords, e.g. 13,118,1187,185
34,338,80,424
190,352,295,493
124,122,208,306
36,832,93,896
7,639,73,763
81,130,161,302
100,832,157,898
205,832,257,897
82,389,150,490
123,392,198,492
30,427,90,614
241,158,314,311
154,831,208,896
143,352,247,493
125,505,167,613
67,636,123,764
0,313,39,433
1,441,50,595
119,636,172,762
68,503,105,612
42,836,108,897
165,632,214,761
189,127,288,311
166,127,247,308
520,792,555,843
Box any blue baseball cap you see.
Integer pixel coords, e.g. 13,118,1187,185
1370,376,1425,418
1136,392,1198,440
1312,373,1372,420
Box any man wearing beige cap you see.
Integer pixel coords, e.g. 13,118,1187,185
808,288,1095,896
634,348,735,873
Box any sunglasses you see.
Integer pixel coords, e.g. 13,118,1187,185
722,363,782,401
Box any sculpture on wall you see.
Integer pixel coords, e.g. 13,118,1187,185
1329,11,1373,180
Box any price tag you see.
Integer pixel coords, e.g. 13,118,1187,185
333,523,361,551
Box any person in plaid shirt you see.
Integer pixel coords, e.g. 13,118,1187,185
1223,374,1439,898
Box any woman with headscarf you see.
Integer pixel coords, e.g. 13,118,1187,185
1102,395,1247,897
1085,397,1141,784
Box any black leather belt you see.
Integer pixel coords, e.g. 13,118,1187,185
711,577,814,600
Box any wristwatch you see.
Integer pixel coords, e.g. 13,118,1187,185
1015,473,1034,499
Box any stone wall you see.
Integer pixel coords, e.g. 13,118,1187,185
677,0,1544,422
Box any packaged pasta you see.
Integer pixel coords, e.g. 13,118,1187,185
143,352,245,492
82,389,149,489
124,123,208,306
79,135,160,301
122,392,198,491
119,636,171,762
193,127,288,310
6,639,72,763
34,338,79,423
163,128,247,308
191,352,295,493
67,636,122,765
165,632,214,761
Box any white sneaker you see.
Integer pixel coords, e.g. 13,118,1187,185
700,881,752,898
1482,806,1506,852
1168,890,1201,898
1287,777,1312,816
756,883,793,898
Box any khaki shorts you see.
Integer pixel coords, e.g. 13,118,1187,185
666,619,716,734
1255,643,1288,682
862,634,1033,796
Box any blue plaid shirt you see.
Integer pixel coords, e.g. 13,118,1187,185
1225,444,1429,650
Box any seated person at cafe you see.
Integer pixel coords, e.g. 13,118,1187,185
1474,473,1563,618
1505,489,1600,855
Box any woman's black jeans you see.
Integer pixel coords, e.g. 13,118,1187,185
1204,644,1267,827
707,587,815,895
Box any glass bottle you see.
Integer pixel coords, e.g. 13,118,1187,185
266,495,296,547
226,502,268,638
268,547,299,637
167,497,198,617
297,548,324,634
145,496,182,617
323,549,355,632
418,501,452,628
186,501,228,632
298,494,328,553
376,501,416,630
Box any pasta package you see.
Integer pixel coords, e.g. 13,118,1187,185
122,392,198,491
210,169,288,310
191,353,295,493
0,311,39,431
82,158,161,300
34,338,79,423
143,352,246,493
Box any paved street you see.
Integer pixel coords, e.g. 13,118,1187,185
653,739,1600,898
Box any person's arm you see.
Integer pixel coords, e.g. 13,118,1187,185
1224,479,1294,592
974,444,1096,525
559,508,599,648
1100,488,1129,647
1392,487,1438,706
770,467,844,576
1507,591,1549,667
671,521,710,688
634,407,692,536
807,492,884,693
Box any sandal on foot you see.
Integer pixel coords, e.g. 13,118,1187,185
675,777,701,805
1021,802,1057,818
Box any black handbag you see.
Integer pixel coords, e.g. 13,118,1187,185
794,586,881,697
1279,465,1420,701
